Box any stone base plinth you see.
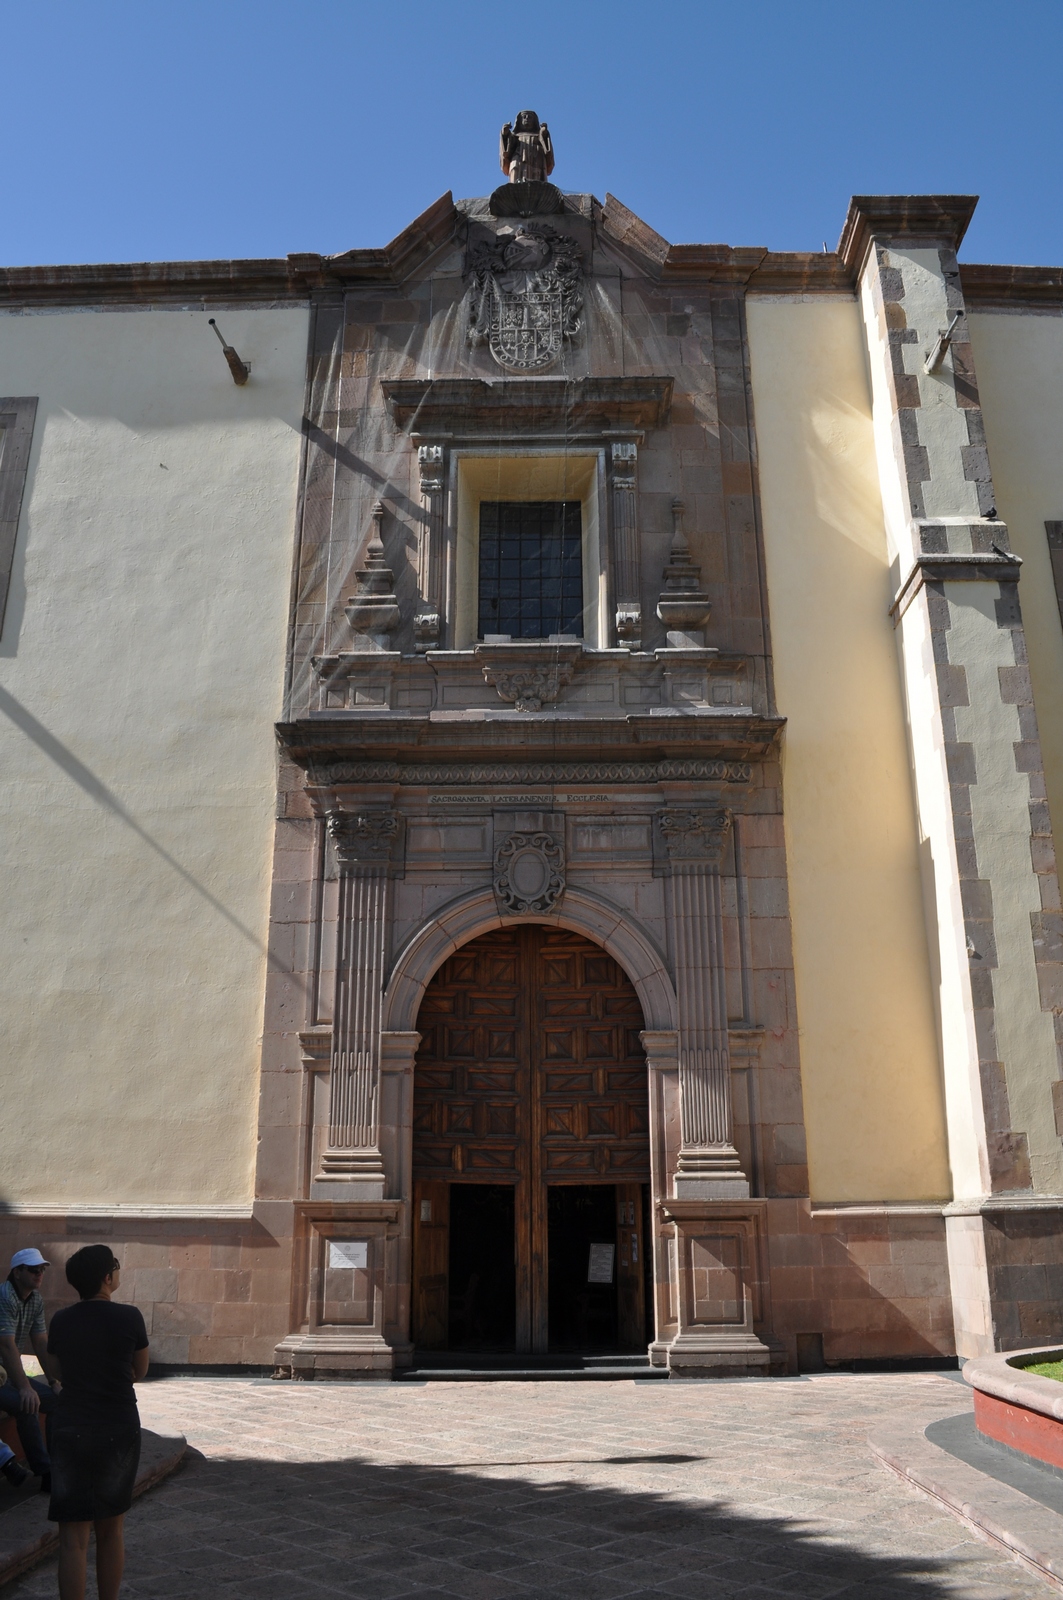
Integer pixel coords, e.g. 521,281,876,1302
274,1331,413,1381
658,1197,770,1378
666,1332,771,1379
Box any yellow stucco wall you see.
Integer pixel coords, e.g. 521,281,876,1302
968,312,1063,862
746,296,951,1201
0,305,309,1207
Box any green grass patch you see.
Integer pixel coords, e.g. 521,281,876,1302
1023,1360,1063,1381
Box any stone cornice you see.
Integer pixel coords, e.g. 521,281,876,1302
277,710,783,769
961,263,1063,310
0,193,458,308
890,550,1023,622
837,194,979,275
17,187,1063,313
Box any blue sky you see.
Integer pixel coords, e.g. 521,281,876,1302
4,0,1062,268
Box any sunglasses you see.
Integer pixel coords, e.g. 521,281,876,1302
20,1266,46,1276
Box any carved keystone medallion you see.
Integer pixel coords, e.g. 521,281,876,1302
494,832,566,914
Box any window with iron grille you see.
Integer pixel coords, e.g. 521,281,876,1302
477,501,583,640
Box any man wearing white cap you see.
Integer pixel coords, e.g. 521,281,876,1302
0,1248,59,1487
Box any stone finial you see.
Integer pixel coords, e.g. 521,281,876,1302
656,499,712,648
344,501,400,651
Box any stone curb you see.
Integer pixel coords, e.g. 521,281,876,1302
964,1345,1063,1422
871,1421,1063,1592
0,1427,187,1589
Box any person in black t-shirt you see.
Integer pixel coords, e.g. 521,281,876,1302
47,1247,149,1600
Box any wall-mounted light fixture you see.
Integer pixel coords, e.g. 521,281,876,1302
208,318,250,385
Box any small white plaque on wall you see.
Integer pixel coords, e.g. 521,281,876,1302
328,1240,368,1270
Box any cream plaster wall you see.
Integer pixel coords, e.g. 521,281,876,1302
0,304,309,1207
746,296,951,1201
968,312,1063,875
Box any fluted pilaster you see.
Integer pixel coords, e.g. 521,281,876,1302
314,811,398,1195
415,444,445,651
658,808,748,1198
611,441,641,648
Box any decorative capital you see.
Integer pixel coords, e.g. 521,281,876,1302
615,603,642,646
657,808,731,864
494,831,565,914
611,440,638,484
417,444,445,493
327,811,399,869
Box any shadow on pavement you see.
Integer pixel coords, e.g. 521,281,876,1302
2,1445,1024,1600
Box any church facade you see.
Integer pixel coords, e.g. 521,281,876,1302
5,128,1063,1374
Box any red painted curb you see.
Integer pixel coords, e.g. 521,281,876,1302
975,1386,1063,1472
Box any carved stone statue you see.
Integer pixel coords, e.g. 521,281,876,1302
500,111,554,185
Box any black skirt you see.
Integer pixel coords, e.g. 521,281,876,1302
48,1422,141,1523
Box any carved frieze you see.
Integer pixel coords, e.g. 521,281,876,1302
307,759,754,786
657,808,732,864
494,831,566,914
466,223,583,373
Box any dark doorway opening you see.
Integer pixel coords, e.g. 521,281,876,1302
548,1186,619,1351
448,1184,516,1351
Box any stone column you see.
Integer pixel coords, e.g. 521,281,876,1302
842,196,1063,1355
611,440,642,648
414,444,444,651
312,810,398,1199
658,808,749,1198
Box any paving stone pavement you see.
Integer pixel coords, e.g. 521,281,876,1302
1,1371,1055,1599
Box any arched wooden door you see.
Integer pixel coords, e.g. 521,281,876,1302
411,926,650,1354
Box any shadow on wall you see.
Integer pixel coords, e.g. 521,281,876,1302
0,684,285,970
5,1446,999,1599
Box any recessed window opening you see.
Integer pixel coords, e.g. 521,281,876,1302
452,451,604,650
478,501,583,640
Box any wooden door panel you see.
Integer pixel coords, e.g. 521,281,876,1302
412,1180,450,1348
413,926,650,1352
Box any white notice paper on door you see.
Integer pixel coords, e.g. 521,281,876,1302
328,1240,368,1270
587,1243,615,1284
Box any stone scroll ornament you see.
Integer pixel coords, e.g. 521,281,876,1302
494,832,566,915
466,223,583,373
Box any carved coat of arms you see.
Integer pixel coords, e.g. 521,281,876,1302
466,224,583,372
